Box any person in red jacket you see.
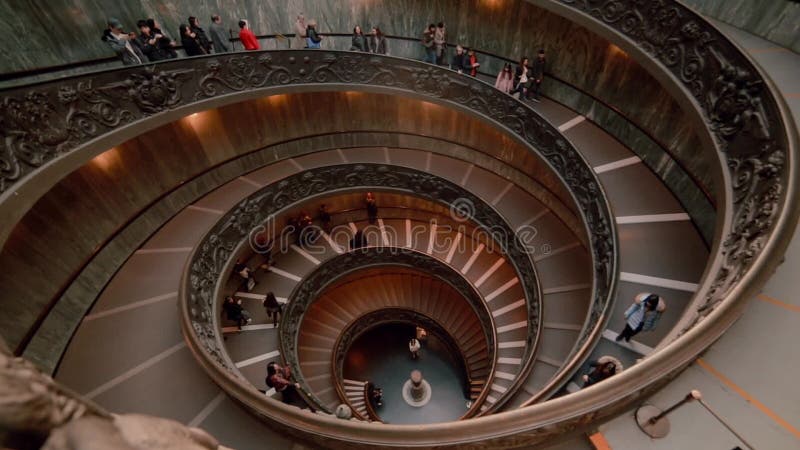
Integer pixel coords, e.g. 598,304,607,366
238,19,259,50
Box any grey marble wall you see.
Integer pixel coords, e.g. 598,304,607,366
683,0,800,53
0,0,717,201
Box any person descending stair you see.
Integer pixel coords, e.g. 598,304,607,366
223,296,252,330
616,293,666,342
263,291,283,327
409,337,421,359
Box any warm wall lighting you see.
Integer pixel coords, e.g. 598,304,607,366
264,94,288,106
91,148,120,172
608,43,628,58
481,0,504,9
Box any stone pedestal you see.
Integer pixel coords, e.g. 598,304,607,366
410,370,425,401
402,369,432,407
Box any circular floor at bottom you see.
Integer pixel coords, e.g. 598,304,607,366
344,323,470,424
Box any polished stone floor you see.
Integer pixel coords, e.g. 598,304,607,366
343,323,470,424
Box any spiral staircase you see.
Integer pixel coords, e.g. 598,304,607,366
0,1,798,449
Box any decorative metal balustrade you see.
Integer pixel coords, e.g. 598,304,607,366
188,164,536,409
330,307,485,419
4,0,793,441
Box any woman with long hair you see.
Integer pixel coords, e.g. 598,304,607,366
370,26,388,55
495,63,514,93
351,25,367,51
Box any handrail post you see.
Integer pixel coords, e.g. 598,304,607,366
635,390,701,438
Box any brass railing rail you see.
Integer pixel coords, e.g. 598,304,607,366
201,165,534,410
1,44,673,446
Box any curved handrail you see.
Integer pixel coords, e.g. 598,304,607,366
166,5,798,446
278,247,498,413
0,1,785,446
363,381,382,422
201,164,535,409
331,307,481,419
0,29,715,214
4,49,618,445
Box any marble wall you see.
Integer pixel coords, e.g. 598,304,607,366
683,0,800,53
0,0,717,201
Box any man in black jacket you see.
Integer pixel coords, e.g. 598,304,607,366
530,49,546,102
136,20,175,61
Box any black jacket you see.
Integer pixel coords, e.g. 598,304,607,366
191,25,213,53
351,34,367,51
531,57,546,80
370,35,387,54
182,35,207,56
451,52,469,73
137,32,174,61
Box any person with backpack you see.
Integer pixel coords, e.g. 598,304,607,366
306,19,323,49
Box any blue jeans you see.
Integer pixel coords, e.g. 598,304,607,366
424,48,436,64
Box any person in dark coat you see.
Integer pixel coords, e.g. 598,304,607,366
369,27,388,55
208,14,230,52
350,230,368,250
263,292,283,327
351,25,368,51
136,20,172,61
223,296,251,329
144,18,178,59
365,192,378,224
318,204,332,233
451,45,468,73
180,23,207,56
530,49,546,102
189,16,213,54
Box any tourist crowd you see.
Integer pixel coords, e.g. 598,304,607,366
101,14,547,102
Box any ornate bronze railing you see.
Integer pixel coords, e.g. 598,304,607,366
191,164,534,408
331,307,480,419
177,4,795,446
278,247,498,413
4,47,625,446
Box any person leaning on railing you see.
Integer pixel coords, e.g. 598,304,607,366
293,13,307,49
434,22,447,65
188,16,213,54
135,20,177,61
306,19,323,49
351,26,368,51
101,18,145,65
266,362,301,405
179,23,208,56
238,19,260,50
208,14,230,53
369,27,388,55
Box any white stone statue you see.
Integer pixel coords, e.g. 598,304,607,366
0,339,229,450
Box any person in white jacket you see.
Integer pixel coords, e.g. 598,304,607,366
616,293,666,342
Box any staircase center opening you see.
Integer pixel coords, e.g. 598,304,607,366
344,322,470,424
